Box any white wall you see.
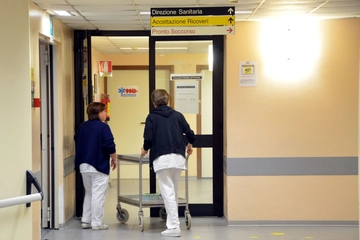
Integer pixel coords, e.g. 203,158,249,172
0,0,33,239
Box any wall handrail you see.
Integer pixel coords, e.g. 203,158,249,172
0,170,43,209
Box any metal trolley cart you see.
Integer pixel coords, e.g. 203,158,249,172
115,154,191,232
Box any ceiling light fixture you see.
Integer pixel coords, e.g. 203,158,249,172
119,47,187,50
157,47,187,50
235,11,252,14
53,10,71,16
208,44,213,71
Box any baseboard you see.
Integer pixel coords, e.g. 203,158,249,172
58,214,77,229
226,220,359,226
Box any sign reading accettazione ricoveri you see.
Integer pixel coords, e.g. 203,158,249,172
150,6,235,36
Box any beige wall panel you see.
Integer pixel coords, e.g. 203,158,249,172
28,2,48,237
0,1,32,239
29,0,74,226
32,202,41,240
29,3,43,174
227,176,357,221
51,16,75,223
102,54,149,65
157,54,207,73
53,17,75,161
64,173,75,220
225,19,360,158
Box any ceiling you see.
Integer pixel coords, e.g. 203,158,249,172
30,0,360,54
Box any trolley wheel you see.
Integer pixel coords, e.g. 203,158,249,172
116,208,129,223
138,215,144,232
159,207,167,221
185,213,192,229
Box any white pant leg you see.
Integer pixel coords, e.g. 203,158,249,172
157,168,182,229
81,172,109,226
81,173,92,223
91,172,109,226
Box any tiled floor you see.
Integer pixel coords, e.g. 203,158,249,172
41,179,359,240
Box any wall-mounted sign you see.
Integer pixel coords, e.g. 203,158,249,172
117,86,139,98
175,81,199,114
151,15,234,27
151,26,234,36
170,73,203,80
150,7,235,36
239,61,257,87
99,60,112,77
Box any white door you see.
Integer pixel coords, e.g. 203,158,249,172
107,70,149,180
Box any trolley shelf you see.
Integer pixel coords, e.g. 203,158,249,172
117,154,148,163
118,195,187,207
116,153,191,232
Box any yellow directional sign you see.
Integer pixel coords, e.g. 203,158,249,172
151,26,235,36
151,15,235,27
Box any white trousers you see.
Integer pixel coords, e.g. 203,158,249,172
156,168,182,230
81,172,109,226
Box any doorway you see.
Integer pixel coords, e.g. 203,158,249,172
39,41,56,228
74,31,224,217
150,35,224,217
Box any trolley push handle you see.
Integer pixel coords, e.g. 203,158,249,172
139,155,143,210
185,154,190,208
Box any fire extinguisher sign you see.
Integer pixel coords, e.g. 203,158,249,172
99,60,112,77
118,86,139,98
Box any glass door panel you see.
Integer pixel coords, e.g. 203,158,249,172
155,40,213,205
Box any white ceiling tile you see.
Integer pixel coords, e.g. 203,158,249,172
87,16,141,21
68,0,133,5
81,11,138,17
135,0,198,4
74,5,135,11
30,0,360,54
36,4,74,11
32,0,66,3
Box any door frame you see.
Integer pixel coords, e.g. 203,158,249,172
74,30,224,217
39,41,58,228
149,35,224,217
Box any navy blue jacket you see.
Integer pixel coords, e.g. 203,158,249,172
74,120,116,175
143,105,196,164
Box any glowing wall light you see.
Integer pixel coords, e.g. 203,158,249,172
208,44,213,71
260,19,322,83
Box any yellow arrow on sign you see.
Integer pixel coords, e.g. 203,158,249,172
151,16,235,27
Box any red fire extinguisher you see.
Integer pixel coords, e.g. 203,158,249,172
101,94,110,121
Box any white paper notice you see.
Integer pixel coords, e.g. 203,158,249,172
239,61,257,87
175,81,199,114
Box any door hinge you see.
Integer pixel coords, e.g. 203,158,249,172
45,50,49,66
47,207,51,222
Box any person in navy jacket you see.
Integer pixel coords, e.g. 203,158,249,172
74,102,117,230
141,89,195,237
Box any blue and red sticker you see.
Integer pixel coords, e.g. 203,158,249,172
118,87,138,97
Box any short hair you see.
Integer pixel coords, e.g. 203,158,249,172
151,89,169,106
87,102,106,120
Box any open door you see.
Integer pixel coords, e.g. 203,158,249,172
150,35,224,217
39,41,57,228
